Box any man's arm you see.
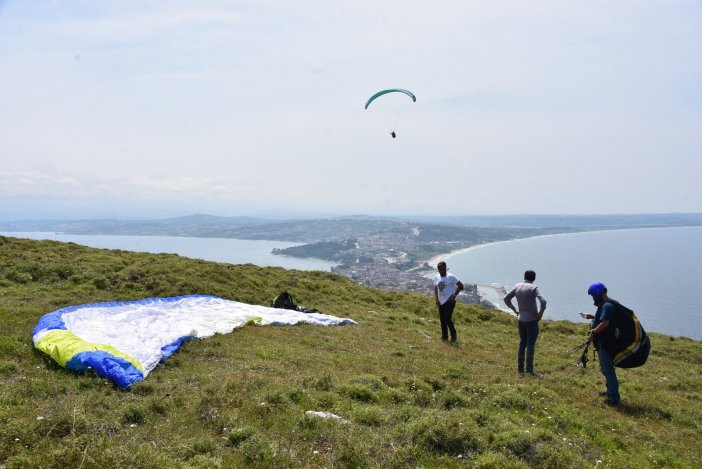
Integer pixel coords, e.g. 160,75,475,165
536,287,547,320
452,281,464,301
589,319,610,342
503,288,518,315
434,286,440,306
588,302,613,340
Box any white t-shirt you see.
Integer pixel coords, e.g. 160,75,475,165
434,273,461,305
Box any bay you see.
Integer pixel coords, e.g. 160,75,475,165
1,232,337,272
5,227,700,339
441,226,702,340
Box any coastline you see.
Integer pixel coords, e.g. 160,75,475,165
421,226,700,316
425,239,516,267
422,243,516,310
421,226,702,339
423,225,699,269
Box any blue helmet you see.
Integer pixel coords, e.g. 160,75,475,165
587,282,607,298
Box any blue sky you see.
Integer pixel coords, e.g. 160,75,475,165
1,1,701,220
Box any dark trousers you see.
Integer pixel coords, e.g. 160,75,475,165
438,301,457,341
518,320,539,372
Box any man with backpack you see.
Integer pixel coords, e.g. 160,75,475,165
583,282,650,406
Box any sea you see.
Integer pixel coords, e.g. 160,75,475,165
438,226,702,340
3,226,700,339
0,232,337,272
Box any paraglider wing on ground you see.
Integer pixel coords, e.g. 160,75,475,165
32,295,356,388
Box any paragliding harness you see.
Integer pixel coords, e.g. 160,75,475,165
571,339,594,368
593,299,651,368
272,291,323,315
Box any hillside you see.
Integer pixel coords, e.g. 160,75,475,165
1,236,700,468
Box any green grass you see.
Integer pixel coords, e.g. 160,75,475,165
1,235,701,468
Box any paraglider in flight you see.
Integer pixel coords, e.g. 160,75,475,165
365,88,416,138
364,88,416,109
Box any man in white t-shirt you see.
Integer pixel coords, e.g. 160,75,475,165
433,261,464,342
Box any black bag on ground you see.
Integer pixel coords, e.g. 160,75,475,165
599,299,651,368
273,291,297,310
272,292,323,315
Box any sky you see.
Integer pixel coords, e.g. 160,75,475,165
1,1,701,220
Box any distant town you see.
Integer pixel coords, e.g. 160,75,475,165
331,260,490,307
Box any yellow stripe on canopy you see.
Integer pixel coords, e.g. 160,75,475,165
35,329,143,372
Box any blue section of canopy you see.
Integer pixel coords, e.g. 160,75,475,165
66,351,144,389
32,309,67,335
161,336,196,361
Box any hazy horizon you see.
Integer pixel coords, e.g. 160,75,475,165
2,210,702,224
2,1,701,220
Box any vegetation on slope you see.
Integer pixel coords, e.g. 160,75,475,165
0,236,700,468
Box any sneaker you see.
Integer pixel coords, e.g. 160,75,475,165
604,398,620,407
518,370,526,376
527,371,543,378
450,337,457,343
598,391,608,397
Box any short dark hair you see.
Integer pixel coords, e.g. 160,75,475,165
524,270,536,282
437,261,447,269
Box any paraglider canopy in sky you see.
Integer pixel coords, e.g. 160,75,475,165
364,88,416,110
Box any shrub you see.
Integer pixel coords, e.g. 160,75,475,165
441,389,469,409
471,451,529,468
121,406,145,425
5,269,33,284
93,276,108,290
227,427,255,447
188,439,218,458
315,391,337,409
51,263,76,280
240,434,272,465
407,415,485,456
340,384,377,403
350,405,384,426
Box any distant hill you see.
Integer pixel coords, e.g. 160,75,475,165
399,213,702,228
0,214,275,237
3,213,700,242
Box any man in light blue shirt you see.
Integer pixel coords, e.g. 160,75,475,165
504,270,547,376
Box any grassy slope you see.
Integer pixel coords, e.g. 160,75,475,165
0,236,700,468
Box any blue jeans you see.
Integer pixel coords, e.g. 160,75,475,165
518,320,539,373
597,347,620,403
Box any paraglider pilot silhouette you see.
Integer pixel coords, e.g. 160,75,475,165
365,88,416,138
